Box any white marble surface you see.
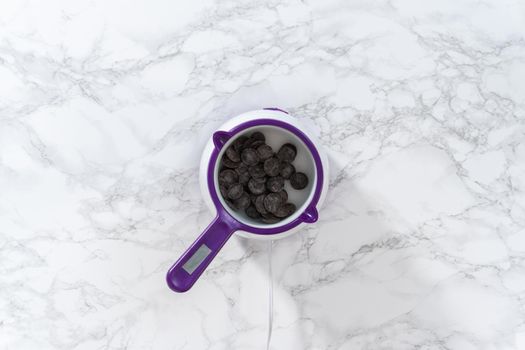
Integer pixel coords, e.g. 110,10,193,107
1,0,525,349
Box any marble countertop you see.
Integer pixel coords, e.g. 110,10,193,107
1,0,525,349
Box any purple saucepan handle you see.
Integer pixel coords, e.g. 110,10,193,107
166,130,238,293
166,210,239,293
166,211,239,293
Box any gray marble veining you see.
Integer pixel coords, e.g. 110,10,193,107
1,0,524,349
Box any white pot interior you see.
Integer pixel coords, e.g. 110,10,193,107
213,125,318,230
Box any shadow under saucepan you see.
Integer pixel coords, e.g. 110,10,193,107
267,182,462,349
272,184,398,349
230,172,449,349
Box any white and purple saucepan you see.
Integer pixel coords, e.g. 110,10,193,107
166,108,329,292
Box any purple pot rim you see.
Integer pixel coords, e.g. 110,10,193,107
263,107,289,114
207,117,324,235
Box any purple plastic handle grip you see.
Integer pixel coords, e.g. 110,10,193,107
166,212,239,292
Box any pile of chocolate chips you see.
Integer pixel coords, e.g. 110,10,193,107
218,131,309,224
